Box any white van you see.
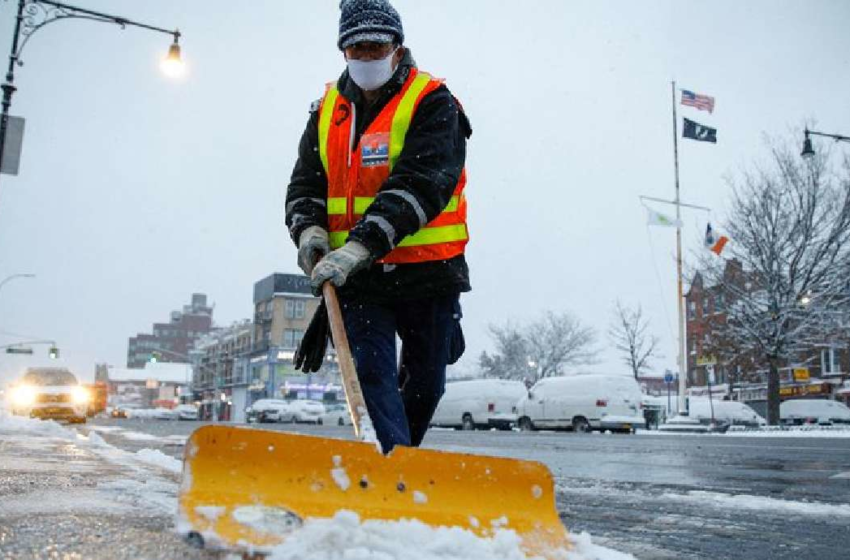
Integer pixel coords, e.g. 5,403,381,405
516,374,644,433
781,399,850,426
688,398,766,427
430,379,527,430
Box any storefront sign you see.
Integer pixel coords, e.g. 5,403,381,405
793,368,810,382
779,383,829,398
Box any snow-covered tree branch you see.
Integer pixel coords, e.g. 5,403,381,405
700,140,850,425
479,311,598,382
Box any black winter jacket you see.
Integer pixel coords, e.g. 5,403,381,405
285,50,472,303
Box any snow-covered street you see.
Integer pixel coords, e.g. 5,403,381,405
3,416,849,559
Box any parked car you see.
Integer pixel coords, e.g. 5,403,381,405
175,404,199,421
246,399,291,423
318,403,352,426
283,400,326,424
108,406,128,419
430,379,527,430
688,398,766,428
780,399,850,426
516,374,644,433
7,368,89,423
128,407,177,420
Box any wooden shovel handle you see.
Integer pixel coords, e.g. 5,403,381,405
322,283,369,439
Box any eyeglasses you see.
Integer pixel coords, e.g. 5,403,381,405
344,41,396,61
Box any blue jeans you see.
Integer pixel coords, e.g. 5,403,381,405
340,293,460,453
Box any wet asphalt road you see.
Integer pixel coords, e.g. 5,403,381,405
3,418,850,559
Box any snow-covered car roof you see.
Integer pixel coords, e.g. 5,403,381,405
781,399,850,419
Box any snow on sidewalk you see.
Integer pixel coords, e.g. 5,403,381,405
0,412,182,517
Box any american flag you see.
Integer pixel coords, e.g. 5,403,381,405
681,89,715,113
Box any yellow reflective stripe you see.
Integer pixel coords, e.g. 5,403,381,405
329,231,348,249
398,224,468,248
354,197,373,215
389,73,432,172
350,195,461,216
327,197,347,215
331,224,467,251
444,194,461,213
318,86,339,175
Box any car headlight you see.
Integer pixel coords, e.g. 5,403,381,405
11,385,36,406
71,386,90,404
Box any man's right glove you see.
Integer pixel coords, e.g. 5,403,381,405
297,226,330,276
310,240,372,296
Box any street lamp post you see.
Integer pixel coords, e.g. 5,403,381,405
0,272,34,294
0,0,182,182
801,128,850,159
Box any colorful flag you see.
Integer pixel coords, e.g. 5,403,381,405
681,89,715,113
646,207,682,228
705,223,729,255
683,118,717,143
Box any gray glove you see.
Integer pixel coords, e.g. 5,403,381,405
310,240,372,295
297,226,330,276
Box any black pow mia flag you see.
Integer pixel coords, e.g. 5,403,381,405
683,117,717,143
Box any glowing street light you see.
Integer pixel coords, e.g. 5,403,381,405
160,34,185,78
0,1,184,183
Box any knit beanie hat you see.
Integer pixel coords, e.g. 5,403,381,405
338,0,404,50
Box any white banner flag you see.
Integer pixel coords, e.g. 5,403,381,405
646,207,682,228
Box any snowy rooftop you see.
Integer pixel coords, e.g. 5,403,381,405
107,363,191,385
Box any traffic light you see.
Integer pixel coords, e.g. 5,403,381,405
48,346,59,359
150,351,161,363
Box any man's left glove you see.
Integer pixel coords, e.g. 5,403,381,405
310,240,372,295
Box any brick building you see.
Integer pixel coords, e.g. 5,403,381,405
127,293,214,368
685,259,849,411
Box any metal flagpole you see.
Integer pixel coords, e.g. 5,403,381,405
672,80,688,416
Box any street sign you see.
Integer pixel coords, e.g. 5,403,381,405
1,116,25,176
696,355,717,366
6,347,33,354
664,372,674,384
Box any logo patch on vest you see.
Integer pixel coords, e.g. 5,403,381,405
361,132,390,167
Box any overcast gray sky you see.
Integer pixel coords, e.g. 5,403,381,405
0,0,848,385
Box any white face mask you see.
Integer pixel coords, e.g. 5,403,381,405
347,49,397,91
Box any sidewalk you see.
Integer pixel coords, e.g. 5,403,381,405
0,413,205,560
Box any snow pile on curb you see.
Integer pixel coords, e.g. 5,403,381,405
725,425,850,438
265,511,634,560
639,426,850,438
135,448,183,474
0,410,75,439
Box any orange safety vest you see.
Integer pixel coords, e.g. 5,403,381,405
317,68,469,264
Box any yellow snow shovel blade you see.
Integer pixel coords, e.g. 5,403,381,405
178,425,569,558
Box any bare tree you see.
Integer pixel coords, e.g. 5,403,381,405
608,301,660,379
478,321,532,381
701,139,850,425
479,312,597,382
